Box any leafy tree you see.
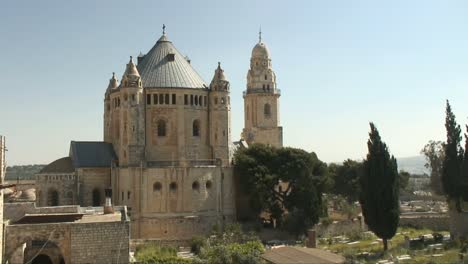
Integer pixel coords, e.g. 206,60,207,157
234,144,329,236
442,100,464,211
398,170,410,191
421,140,445,195
329,159,362,203
359,123,399,251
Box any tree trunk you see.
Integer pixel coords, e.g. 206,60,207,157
383,238,388,251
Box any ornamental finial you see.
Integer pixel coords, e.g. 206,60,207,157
259,26,262,43
163,24,166,35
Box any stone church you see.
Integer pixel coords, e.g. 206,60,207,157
36,28,282,240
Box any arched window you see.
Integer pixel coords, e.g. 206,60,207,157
157,120,166,137
265,75,268,80
194,95,198,106
206,180,213,190
192,181,200,191
169,182,177,192
48,189,59,206
92,188,101,206
193,120,200,137
264,104,271,118
153,182,162,192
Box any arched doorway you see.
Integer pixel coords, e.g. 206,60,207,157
31,254,52,264
47,189,59,206
92,188,101,206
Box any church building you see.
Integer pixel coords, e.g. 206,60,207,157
35,27,282,240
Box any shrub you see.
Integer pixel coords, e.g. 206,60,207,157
190,236,206,255
135,244,191,264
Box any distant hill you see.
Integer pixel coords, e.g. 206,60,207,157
5,164,46,180
396,156,429,175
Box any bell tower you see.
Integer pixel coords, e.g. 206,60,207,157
242,32,283,147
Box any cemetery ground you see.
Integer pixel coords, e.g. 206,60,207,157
318,227,466,263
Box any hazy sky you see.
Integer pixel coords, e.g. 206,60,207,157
2,0,468,165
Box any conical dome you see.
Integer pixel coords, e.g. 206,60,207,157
107,72,119,90
210,62,229,91
137,33,207,89
123,56,140,77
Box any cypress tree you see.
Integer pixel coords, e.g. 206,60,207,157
360,123,399,251
459,126,468,203
441,100,463,211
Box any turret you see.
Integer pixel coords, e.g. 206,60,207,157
209,62,231,165
104,72,119,143
118,56,145,166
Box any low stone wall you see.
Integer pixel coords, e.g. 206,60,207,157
4,202,79,222
130,239,191,251
316,219,364,237
399,213,449,231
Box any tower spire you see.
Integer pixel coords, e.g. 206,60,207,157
259,26,262,43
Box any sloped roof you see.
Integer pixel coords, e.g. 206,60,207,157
69,141,117,168
39,157,74,173
137,34,207,89
262,246,345,264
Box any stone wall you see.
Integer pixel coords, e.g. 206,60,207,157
35,173,77,206
400,213,449,231
78,167,111,206
4,202,79,222
71,221,130,263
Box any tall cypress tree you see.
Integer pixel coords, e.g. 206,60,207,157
459,125,468,203
360,123,399,251
441,100,463,211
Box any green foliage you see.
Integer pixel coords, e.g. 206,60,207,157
398,170,410,191
5,164,45,180
421,140,445,195
190,236,206,255
135,244,191,264
328,160,362,203
233,144,329,236
360,123,400,251
193,223,265,264
460,125,468,202
442,100,463,204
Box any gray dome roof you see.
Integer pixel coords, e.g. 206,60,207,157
137,34,207,89
252,42,270,58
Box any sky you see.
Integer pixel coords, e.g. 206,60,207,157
2,0,468,165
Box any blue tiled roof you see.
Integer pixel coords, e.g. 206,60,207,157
69,141,117,168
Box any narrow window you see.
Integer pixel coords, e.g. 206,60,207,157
184,95,188,105
206,180,212,189
198,96,202,106
159,94,164,104
154,94,158,104
221,97,225,104
204,96,207,106
131,94,135,101
172,94,176,104
192,181,200,191
157,120,166,136
118,98,121,107
121,191,124,201
146,94,151,105
214,97,218,104
262,84,266,90
169,182,177,192
190,95,194,105
165,94,169,104
267,84,270,90
193,119,200,137
127,191,131,200
264,103,271,118
194,95,198,106
265,75,267,80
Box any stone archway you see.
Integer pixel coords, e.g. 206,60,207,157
31,254,52,264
